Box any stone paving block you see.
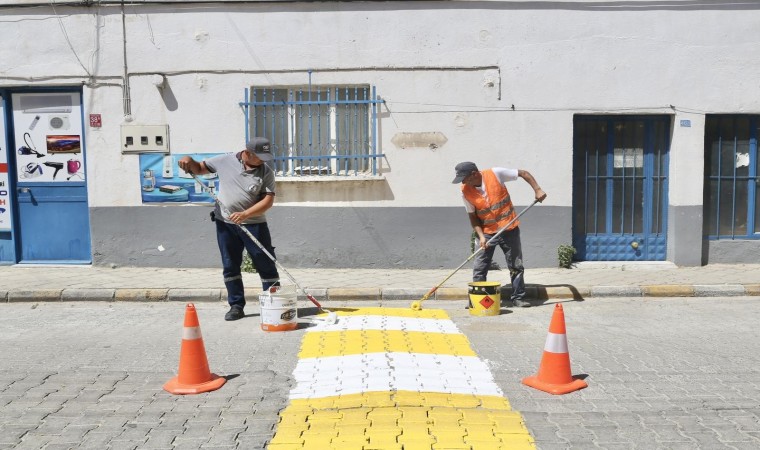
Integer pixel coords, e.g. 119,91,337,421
0,424,30,443
296,288,327,302
143,429,181,447
688,430,731,446
192,408,222,422
590,444,635,450
590,285,642,297
117,424,154,440
107,438,149,450
45,444,87,450
711,424,757,442
8,289,62,302
113,289,168,302
693,284,745,297
641,285,694,297
434,288,467,300
649,424,691,442
179,422,215,439
536,285,587,300
327,288,380,301
168,437,209,448
166,289,222,303
244,419,276,435
235,433,272,448
61,288,115,302
742,283,760,296
730,442,760,450
382,288,428,300
203,426,246,446
10,435,54,449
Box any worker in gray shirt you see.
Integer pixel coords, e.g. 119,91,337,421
178,138,280,321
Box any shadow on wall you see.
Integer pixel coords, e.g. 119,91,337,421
275,178,394,203
161,83,179,112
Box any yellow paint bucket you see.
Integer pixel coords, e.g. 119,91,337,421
468,281,502,316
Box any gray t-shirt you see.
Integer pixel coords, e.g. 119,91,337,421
204,152,275,224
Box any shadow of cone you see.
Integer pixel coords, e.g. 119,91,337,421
522,303,587,395
164,303,226,395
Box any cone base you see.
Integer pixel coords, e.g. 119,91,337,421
522,375,587,395
163,373,226,395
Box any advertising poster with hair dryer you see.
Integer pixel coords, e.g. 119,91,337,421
0,96,10,231
139,154,218,203
12,92,85,183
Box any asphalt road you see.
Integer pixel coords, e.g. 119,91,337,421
1,297,759,449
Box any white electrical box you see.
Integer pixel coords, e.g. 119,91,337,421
121,125,170,154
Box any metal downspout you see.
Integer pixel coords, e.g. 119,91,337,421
121,0,131,119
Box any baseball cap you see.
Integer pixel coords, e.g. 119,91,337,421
452,161,479,183
245,137,273,162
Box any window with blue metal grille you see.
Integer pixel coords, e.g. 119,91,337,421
242,85,382,177
703,115,760,239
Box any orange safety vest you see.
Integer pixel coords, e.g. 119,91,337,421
462,169,519,234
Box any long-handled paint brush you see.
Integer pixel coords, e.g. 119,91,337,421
411,199,540,311
190,173,338,325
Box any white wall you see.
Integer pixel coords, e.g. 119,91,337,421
3,1,760,209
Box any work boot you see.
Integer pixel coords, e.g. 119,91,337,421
512,298,531,308
224,305,245,321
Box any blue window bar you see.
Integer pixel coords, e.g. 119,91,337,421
241,85,385,176
704,115,760,239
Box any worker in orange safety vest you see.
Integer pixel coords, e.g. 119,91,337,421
452,161,547,307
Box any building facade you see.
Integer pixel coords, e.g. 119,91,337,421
1,0,759,269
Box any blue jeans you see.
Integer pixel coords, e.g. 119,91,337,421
216,220,280,308
472,226,525,301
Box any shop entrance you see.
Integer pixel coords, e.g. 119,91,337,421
0,90,91,264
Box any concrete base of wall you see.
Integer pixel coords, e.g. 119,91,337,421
668,205,703,266
91,205,570,269
706,239,760,264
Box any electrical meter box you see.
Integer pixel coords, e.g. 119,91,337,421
121,125,169,154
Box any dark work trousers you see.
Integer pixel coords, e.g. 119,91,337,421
216,220,280,308
472,226,525,301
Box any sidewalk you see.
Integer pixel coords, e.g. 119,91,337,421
2,261,760,302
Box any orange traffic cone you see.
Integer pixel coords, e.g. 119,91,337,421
522,303,587,395
164,303,226,395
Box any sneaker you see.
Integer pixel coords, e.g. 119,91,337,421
224,305,245,321
512,298,531,308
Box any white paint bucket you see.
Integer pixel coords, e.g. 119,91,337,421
259,285,298,332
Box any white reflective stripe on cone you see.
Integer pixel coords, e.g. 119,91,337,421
183,327,202,340
544,332,568,354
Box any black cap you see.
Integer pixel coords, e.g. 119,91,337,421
452,161,478,183
245,137,273,162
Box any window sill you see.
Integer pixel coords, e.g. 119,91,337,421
275,175,385,183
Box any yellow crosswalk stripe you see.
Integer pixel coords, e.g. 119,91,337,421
270,308,536,450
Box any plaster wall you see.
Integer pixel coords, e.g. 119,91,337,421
3,1,760,267
91,204,570,268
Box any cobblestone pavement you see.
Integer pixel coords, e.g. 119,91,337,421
1,297,759,449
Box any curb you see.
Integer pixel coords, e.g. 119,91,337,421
1,285,759,303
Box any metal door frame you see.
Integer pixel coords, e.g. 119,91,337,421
1,86,91,264
572,115,670,261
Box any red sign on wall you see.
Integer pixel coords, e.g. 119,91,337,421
89,114,102,128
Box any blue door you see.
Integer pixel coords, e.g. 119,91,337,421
572,116,670,261
10,91,91,263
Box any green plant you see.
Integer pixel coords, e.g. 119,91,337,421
557,244,576,269
241,253,257,273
